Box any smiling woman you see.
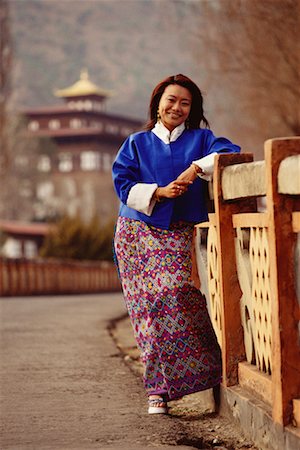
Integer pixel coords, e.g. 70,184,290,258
158,84,192,132
112,74,241,415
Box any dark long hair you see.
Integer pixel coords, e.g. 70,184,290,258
144,74,209,131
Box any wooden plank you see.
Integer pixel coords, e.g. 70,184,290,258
278,155,300,194
195,214,217,228
238,361,272,406
265,137,300,426
292,212,300,233
232,213,269,228
293,399,300,428
222,160,266,200
213,153,257,386
195,221,210,229
208,213,217,226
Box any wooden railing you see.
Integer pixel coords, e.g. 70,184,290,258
1,137,299,446
0,257,121,296
194,137,300,433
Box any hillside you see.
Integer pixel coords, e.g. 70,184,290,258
8,0,298,160
9,0,204,122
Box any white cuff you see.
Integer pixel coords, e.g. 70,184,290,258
127,183,158,216
192,152,217,181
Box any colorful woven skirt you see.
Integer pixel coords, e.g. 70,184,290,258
114,217,222,401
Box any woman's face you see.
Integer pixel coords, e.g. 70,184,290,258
158,84,192,131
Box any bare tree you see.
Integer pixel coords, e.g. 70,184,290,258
188,0,300,155
0,113,42,221
0,0,45,221
0,0,13,170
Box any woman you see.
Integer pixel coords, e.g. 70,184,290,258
112,74,240,414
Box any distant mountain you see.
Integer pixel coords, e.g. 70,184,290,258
7,0,298,163
9,0,203,122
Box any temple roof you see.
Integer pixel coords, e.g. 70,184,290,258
54,69,113,99
0,220,51,236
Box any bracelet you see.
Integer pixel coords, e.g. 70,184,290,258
154,188,162,202
191,163,202,176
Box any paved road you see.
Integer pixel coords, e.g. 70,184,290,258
0,294,196,450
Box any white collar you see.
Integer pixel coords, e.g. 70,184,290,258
151,121,185,144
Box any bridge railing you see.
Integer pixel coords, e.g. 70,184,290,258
194,137,300,437
0,257,121,296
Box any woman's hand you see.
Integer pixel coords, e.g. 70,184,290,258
155,179,191,201
176,164,201,183
154,164,204,201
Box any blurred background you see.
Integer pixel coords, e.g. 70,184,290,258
0,0,299,260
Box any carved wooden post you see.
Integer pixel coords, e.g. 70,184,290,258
213,153,256,386
265,137,300,426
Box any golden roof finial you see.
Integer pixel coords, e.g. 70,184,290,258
54,69,113,98
80,68,89,80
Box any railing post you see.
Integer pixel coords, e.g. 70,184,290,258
265,137,300,426
213,153,256,386
0,257,121,296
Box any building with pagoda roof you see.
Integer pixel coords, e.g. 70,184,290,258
54,68,113,100
23,70,143,222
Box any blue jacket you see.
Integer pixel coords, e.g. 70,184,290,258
112,128,240,229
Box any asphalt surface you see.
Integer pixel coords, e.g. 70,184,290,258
0,293,201,450
0,293,257,450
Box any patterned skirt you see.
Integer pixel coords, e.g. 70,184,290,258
114,216,222,401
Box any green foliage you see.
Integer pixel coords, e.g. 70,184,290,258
39,215,115,261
